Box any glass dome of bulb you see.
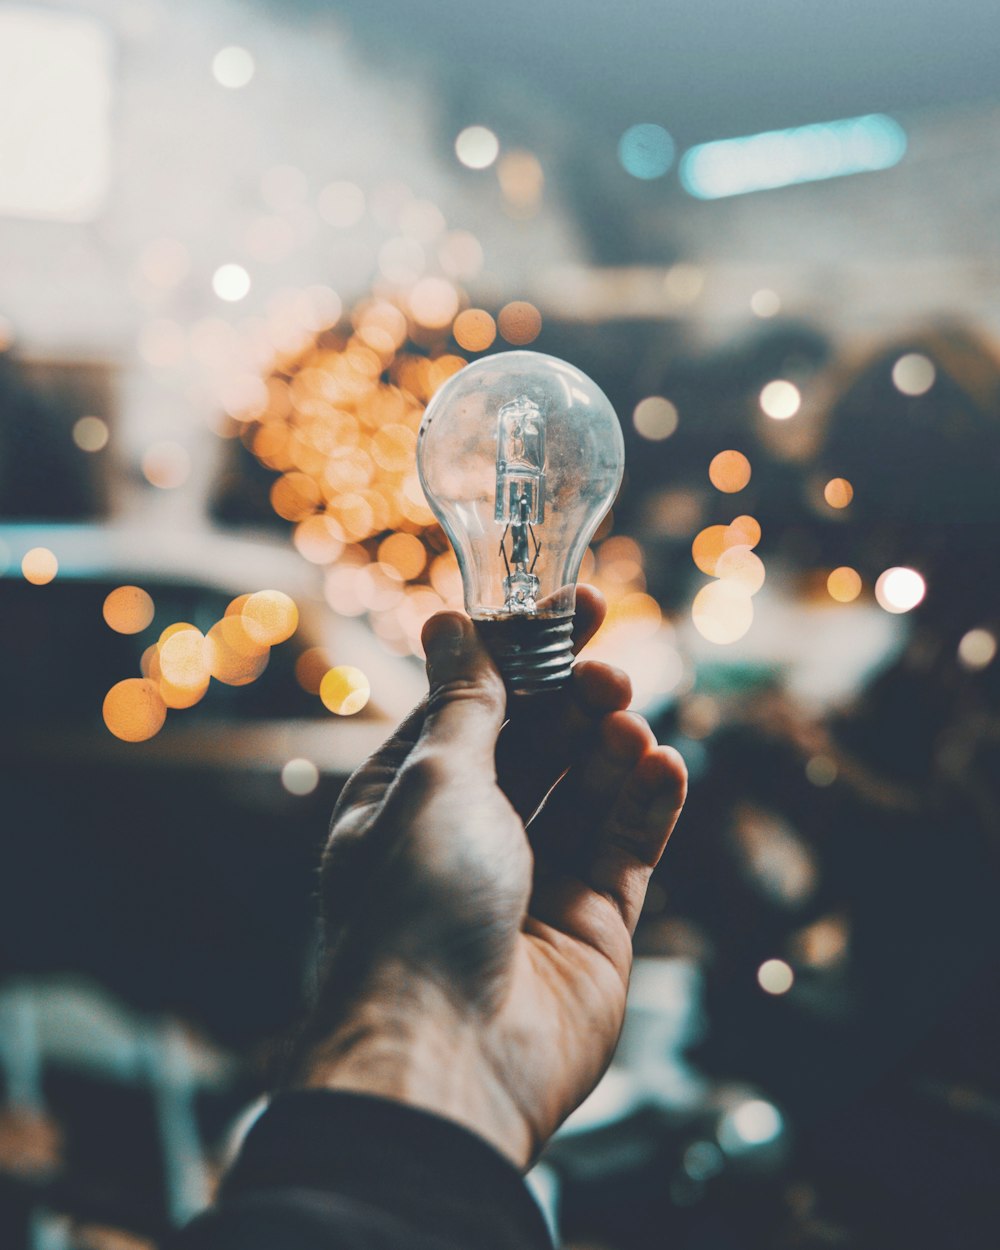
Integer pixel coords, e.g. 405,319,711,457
417,351,624,690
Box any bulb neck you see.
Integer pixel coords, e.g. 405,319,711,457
474,612,575,696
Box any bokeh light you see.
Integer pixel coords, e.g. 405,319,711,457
750,288,781,318
159,628,211,689
72,415,109,452
455,125,499,169
103,586,155,634
207,617,270,685
142,441,190,489
726,515,762,549
875,566,926,614
212,263,251,302
715,545,765,594
281,757,319,795
408,277,460,329
318,180,365,228
759,379,801,419
211,46,255,89
892,352,935,396
957,628,996,671
22,547,58,585
692,525,729,576
102,679,167,742
827,566,863,603
241,589,299,645
452,309,497,352
497,301,542,345
294,647,331,694
757,958,795,995
618,123,675,179
633,396,678,441
709,450,751,493
824,477,854,508
692,580,754,644
320,665,371,715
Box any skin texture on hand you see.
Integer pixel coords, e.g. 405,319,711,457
297,587,687,1169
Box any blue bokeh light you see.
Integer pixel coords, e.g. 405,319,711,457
619,123,675,180
679,114,907,200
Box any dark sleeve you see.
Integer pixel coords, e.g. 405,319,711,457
170,1090,553,1250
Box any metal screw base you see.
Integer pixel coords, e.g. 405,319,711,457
474,612,575,696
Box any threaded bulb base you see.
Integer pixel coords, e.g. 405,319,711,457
474,612,575,696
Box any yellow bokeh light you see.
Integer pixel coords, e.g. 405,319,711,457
103,586,155,635
709,450,752,493
293,515,345,565
73,415,109,452
159,675,209,709
271,472,322,521
241,589,299,645
691,525,729,576
452,309,497,353
22,547,58,585
692,580,754,645
497,301,542,345
715,545,765,595
957,628,996,671
378,532,427,580
320,665,371,715
725,515,761,550
207,617,270,685
371,424,417,473
295,647,332,694
103,678,167,742
824,477,854,509
827,567,862,603
159,628,211,689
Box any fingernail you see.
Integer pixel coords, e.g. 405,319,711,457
422,612,466,656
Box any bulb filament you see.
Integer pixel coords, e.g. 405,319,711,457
495,396,546,612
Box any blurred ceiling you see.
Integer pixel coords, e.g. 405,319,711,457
330,0,1000,142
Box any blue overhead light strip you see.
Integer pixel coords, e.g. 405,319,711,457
679,114,907,200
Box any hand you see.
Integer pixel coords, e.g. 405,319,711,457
296,588,687,1169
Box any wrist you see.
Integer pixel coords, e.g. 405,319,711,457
296,971,534,1170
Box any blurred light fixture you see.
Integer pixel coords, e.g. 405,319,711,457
618,123,675,180
680,114,906,200
0,7,113,221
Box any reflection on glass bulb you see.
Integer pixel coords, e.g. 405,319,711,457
417,351,624,693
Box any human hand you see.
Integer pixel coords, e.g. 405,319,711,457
297,587,687,1169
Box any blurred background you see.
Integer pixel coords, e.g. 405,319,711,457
2,1,1000,1246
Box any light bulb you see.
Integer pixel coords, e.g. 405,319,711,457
417,350,624,693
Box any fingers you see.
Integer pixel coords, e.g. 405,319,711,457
418,612,506,771
530,711,656,860
498,660,633,820
571,584,606,653
586,744,687,933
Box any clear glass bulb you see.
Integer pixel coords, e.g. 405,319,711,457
417,350,624,692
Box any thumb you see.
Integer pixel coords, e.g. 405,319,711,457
420,612,506,767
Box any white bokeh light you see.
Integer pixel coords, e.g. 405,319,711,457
455,125,499,170
875,566,926,614
212,263,251,302
759,379,801,420
212,46,255,89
